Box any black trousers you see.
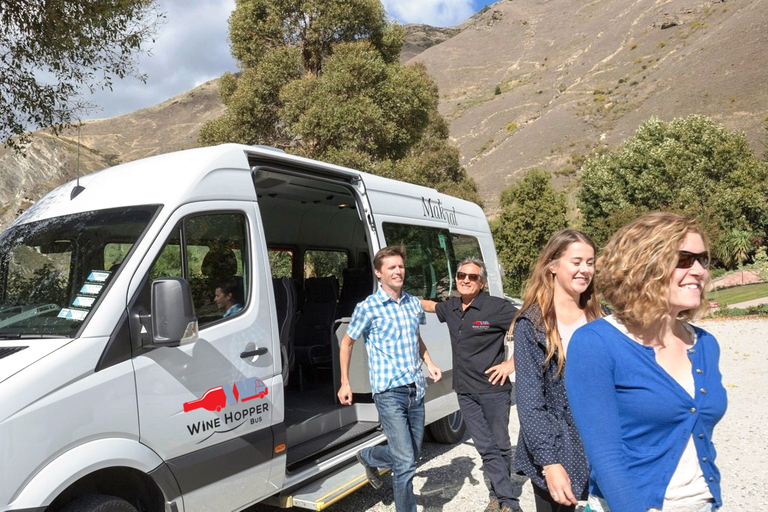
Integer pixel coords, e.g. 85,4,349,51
533,483,577,512
458,391,518,509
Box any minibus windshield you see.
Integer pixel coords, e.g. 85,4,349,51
0,205,159,338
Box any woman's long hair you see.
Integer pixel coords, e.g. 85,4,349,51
516,229,603,376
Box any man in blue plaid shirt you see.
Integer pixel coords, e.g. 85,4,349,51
338,245,441,512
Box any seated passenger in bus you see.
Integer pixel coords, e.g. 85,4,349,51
214,278,244,318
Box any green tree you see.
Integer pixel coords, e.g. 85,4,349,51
578,115,768,254
491,170,568,295
762,120,768,163
0,0,162,150
363,90,482,203
227,0,400,74
715,228,756,269
200,0,480,204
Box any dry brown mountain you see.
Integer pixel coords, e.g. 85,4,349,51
1,0,766,227
412,0,768,209
0,80,224,227
400,23,462,62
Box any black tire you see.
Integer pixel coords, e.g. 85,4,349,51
427,410,466,444
59,495,138,512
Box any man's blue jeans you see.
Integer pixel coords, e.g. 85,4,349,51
360,384,425,512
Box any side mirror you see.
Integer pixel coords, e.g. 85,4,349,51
150,277,198,346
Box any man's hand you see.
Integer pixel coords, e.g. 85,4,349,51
338,333,355,405
543,463,578,506
426,363,442,383
337,383,353,405
485,359,515,385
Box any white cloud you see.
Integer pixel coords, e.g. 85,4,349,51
80,0,493,121
82,0,237,120
382,0,476,27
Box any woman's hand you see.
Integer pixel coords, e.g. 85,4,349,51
543,463,578,506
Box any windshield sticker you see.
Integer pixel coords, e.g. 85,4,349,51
183,377,270,441
87,270,111,283
79,283,103,295
72,296,96,308
58,308,88,321
72,270,111,308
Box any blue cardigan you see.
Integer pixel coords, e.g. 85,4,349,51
565,318,727,512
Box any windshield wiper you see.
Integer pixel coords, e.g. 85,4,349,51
0,333,69,339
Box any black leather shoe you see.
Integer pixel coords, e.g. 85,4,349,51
356,451,383,489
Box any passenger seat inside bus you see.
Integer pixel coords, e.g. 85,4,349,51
337,267,373,318
273,277,298,385
294,277,339,376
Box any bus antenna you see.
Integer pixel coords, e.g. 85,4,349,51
70,121,85,200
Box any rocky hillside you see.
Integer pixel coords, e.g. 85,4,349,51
1,0,766,226
400,23,462,62
0,80,224,227
410,0,768,209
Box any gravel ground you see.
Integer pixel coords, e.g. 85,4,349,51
253,318,768,511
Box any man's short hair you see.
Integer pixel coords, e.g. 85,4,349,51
458,257,487,282
373,245,406,271
216,277,244,304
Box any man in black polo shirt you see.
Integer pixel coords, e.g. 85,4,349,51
422,258,518,512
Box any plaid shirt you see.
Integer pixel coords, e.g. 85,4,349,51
347,286,427,398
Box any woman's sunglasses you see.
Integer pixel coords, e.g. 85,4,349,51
456,272,482,282
677,251,710,269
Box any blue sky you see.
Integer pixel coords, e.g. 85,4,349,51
383,0,497,26
83,0,498,121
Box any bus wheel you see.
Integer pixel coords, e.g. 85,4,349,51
428,410,466,444
60,495,137,512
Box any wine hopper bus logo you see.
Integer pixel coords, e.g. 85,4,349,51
183,377,269,436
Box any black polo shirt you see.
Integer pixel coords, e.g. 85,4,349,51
435,292,516,394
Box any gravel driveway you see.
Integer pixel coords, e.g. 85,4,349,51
265,318,768,511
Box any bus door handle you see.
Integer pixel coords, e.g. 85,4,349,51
240,347,268,359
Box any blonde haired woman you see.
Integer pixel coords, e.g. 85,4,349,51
566,212,727,512
514,229,603,511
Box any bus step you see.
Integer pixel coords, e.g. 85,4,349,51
268,460,389,510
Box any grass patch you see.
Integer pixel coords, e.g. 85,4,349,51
711,304,768,318
709,282,768,305
478,137,495,153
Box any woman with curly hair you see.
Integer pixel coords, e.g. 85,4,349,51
513,229,603,511
566,212,727,512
